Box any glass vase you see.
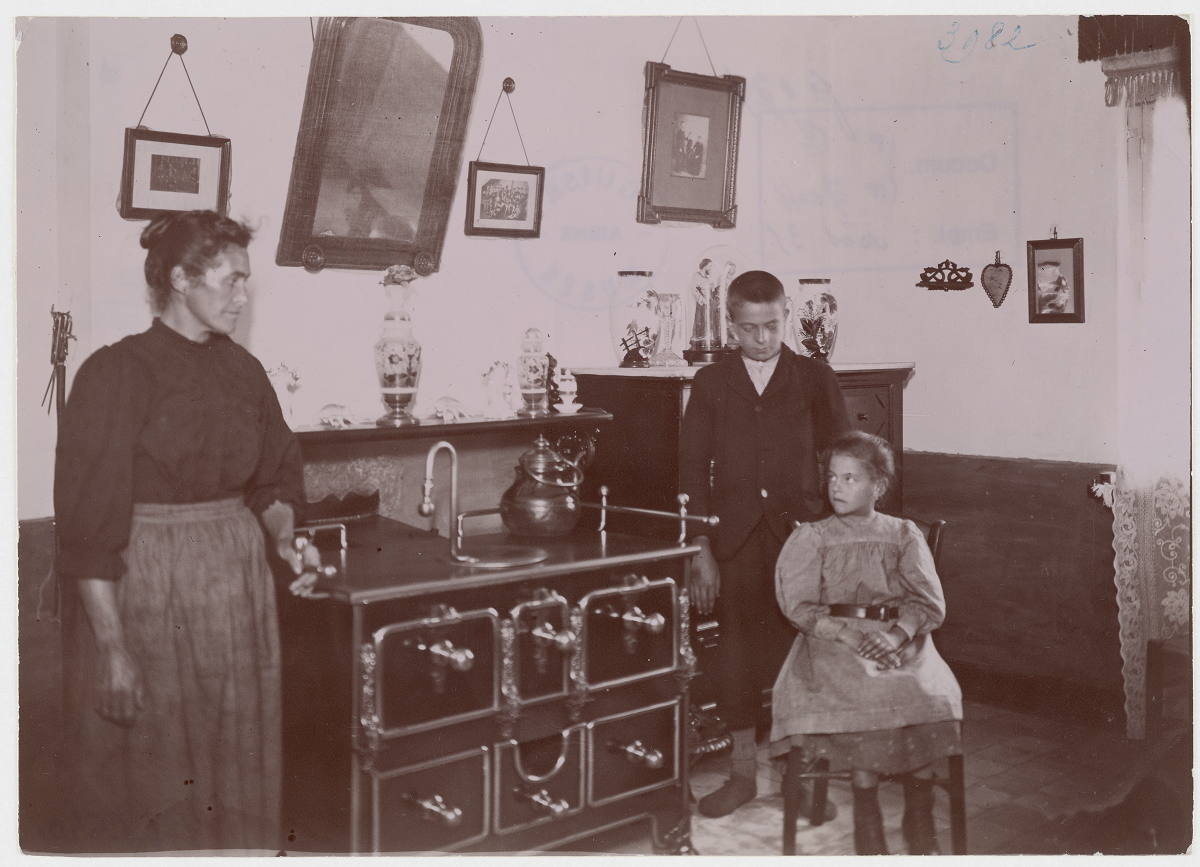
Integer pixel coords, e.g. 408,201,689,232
609,271,660,367
375,312,422,426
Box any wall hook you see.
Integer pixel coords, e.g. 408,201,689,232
476,77,531,165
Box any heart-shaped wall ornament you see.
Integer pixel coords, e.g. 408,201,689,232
981,251,1013,308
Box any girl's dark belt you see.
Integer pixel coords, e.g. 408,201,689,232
828,604,899,621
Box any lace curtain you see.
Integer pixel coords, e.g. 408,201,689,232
1096,477,1191,739
1098,24,1191,739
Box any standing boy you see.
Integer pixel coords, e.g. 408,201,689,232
679,270,851,818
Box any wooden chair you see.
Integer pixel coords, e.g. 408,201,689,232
1146,635,1191,737
781,518,967,855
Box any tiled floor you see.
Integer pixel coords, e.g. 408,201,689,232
578,700,1191,855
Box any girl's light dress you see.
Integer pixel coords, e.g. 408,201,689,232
770,512,962,773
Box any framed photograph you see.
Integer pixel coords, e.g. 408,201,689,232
637,62,745,229
464,161,545,238
118,127,231,220
1027,237,1084,323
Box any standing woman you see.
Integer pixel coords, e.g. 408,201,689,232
54,210,306,852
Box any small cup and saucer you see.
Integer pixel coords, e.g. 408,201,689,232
554,402,583,414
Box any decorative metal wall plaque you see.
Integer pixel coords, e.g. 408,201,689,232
916,260,974,291
980,251,1013,308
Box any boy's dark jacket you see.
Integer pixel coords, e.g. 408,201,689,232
679,344,851,561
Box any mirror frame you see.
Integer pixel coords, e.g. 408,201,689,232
276,16,482,275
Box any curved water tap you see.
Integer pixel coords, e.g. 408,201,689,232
419,440,548,568
419,441,469,561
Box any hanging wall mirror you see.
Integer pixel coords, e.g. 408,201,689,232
277,17,482,274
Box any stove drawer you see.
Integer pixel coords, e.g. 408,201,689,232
507,590,573,703
494,726,586,834
369,606,499,735
578,576,677,688
587,700,680,806
370,747,489,853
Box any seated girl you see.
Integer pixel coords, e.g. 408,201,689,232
770,430,962,854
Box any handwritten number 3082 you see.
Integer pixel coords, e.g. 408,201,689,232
938,21,1038,63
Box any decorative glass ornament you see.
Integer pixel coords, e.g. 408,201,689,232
554,367,580,412
517,328,550,418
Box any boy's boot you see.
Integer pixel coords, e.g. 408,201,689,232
697,727,757,817
902,774,941,854
852,785,888,855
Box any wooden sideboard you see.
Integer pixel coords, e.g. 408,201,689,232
572,363,914,519
571,364,914,720
279,516,699,854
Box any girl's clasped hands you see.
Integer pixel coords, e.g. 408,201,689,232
837,623,907,670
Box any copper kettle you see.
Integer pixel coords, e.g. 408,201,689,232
499,434,587,537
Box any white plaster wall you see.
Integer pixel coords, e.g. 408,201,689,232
18,15,1149,519
15,20,61,522
1117,96,1191,488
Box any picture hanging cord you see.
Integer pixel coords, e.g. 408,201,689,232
660,16,718,77
476,77,531,166
136,34,212,137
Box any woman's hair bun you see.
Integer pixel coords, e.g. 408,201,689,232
140,212,179,250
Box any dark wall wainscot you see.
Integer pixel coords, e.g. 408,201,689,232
902,451,1125,730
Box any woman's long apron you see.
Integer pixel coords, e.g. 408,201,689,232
62,498,281,853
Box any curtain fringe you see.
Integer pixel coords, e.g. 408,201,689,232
1105,66,1182,107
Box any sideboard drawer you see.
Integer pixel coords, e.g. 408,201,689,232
588,700,680,806
843,387,891,440
371,747,489,853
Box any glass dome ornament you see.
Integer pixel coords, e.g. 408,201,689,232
683,245,748,365
649,292,687,367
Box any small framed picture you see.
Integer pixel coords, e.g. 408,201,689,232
118,127,231,220
637,62,745,229
464,161,545,238
1027,237,1084,323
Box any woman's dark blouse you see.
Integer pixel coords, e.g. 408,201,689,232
54,319,305,582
